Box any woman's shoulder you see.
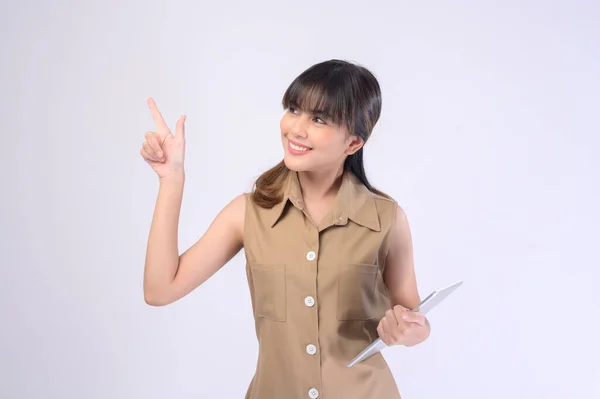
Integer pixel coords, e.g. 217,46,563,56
366,188,408,225
368,187,399,210
217,193,248,228
370,190,397,203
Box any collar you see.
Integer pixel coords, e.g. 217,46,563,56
269,169,381,231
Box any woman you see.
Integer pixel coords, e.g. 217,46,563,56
140,59,430,399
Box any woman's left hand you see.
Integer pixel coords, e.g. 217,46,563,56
377,305,430,347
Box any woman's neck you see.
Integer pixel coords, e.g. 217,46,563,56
297,165,345,201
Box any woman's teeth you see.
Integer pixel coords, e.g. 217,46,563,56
290,143,310,151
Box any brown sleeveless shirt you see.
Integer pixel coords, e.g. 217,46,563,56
243,170,402,399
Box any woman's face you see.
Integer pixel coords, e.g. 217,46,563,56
280,105,363,173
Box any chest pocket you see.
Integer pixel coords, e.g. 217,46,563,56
337,263,381,321
249,262,287,322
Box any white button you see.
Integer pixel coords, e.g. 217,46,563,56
304,296,315,307
306,344,317,355
308,388,319,398
306,251,316,261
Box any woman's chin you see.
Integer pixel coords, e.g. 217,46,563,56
283,155,310,172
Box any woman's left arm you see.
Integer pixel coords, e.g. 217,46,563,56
377,204,431,347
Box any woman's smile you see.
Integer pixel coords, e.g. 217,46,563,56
288,139,312,155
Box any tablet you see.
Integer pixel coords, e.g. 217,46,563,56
346,280,463,367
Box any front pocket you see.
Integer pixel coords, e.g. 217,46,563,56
337,263,379,321
249,263,286,322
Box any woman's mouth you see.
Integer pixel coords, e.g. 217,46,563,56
288,140,312,155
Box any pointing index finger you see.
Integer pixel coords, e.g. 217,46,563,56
147,97,171,137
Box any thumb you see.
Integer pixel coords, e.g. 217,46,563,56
175,115,186,139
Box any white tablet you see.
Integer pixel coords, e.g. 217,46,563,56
346,280,463,367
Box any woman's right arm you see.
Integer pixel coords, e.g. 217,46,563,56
140,97,246,306
143,173,246,306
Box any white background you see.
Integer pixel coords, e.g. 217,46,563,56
1,0,599,398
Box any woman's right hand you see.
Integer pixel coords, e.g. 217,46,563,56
140,97,187,179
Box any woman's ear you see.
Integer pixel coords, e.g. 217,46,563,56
345,135,364,155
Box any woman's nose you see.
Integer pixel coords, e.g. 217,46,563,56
290,116,309,138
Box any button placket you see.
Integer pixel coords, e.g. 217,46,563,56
302,231,320,398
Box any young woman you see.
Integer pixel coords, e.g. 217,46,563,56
140,59,430,399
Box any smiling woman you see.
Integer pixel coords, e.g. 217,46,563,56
253,59,393,209
141,59,427,399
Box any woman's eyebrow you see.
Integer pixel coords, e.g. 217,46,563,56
288,101,331,119
312,109,332,119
